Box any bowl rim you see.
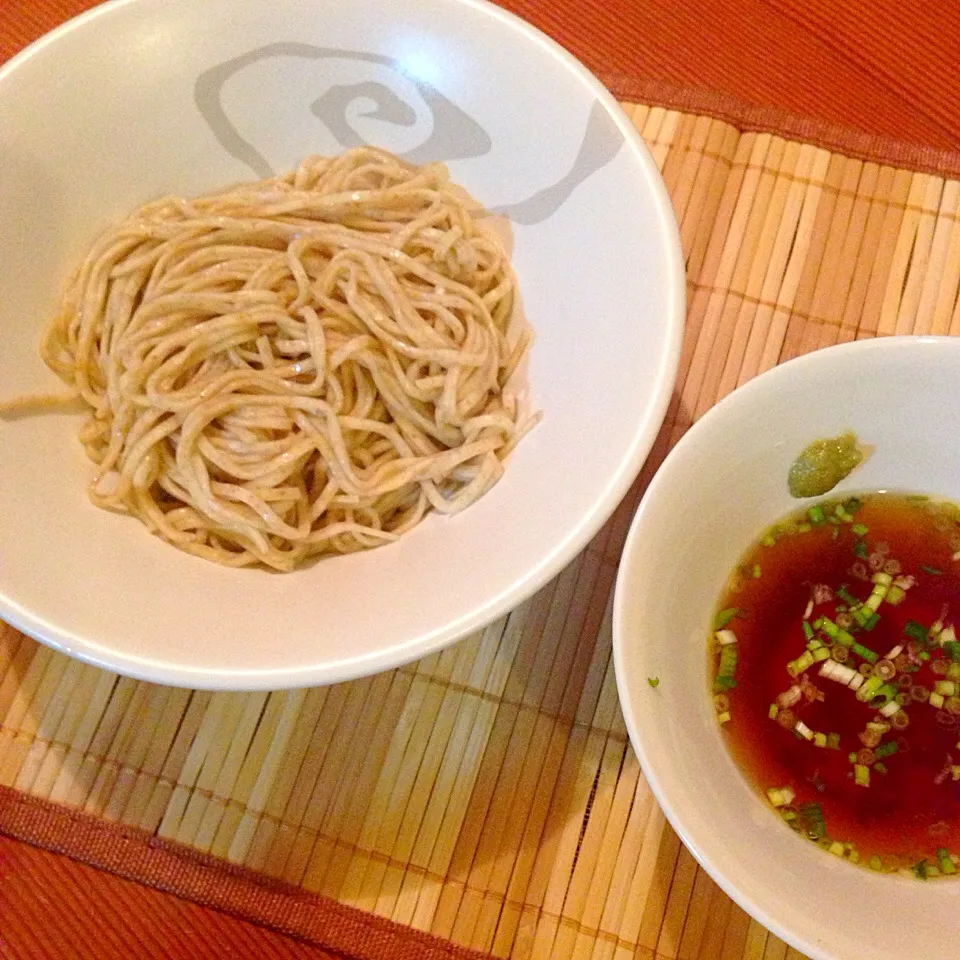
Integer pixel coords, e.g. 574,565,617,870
0,0,686,689
612,334,960,960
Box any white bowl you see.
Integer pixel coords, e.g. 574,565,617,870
614,336,960,960
0,0,683,688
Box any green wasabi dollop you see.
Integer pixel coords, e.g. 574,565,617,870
788,432,863,499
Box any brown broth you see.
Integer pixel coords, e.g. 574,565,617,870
713,493,960,873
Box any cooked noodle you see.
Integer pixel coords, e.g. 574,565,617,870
25,147,536,570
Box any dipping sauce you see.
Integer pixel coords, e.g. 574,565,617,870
710,493,960,877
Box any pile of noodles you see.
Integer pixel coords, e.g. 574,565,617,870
33,147,535,571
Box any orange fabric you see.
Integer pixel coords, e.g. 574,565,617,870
497,0,960,156
0,786,492,960
0,835,344,960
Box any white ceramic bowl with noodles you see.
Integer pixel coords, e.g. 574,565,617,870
613,337,960,960
0,0,683,689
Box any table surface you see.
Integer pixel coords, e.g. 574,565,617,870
3,2,959,959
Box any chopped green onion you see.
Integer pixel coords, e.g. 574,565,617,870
938,849,957,875
885,585,906,606
767,786,795,807
844,497,863,514
854,764,871,787
713,607,742,630
797,802,826,839
795,721,814,741
802,620,814,641
836,585,859,606
714,675,737,691
861,611,881,631
874,717,894,736
768,704,779,719
752,564,761,579
778,687,801,711
921,565,943,576
875,741,898,758
874,683,898,703
826,732,841,750
930,691,945,709
647,676,660,688
935,680,957,697
807,505,826,526
879,698,902,718
828,840,845,857
851,642,878,663
719,645,738,672
873,762,888,774
853,539,869,558
819,617,855,646
761,533,776,547
904,620,929,643
851,523,869,536
913,859,929,880
787,650,816,677
814,732,827,747
944,641,960,662
856,675,884,702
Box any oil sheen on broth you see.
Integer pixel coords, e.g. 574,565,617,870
710,493,960,877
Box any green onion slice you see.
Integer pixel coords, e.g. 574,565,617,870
713,607,743,630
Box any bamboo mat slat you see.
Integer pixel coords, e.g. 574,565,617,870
6,100,960,959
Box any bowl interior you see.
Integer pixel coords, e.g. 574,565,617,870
614,337,960,960
0,0,683,687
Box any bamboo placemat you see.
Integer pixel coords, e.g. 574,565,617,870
4,100,960,960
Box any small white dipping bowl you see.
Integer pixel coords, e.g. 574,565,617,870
614,336,960,960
